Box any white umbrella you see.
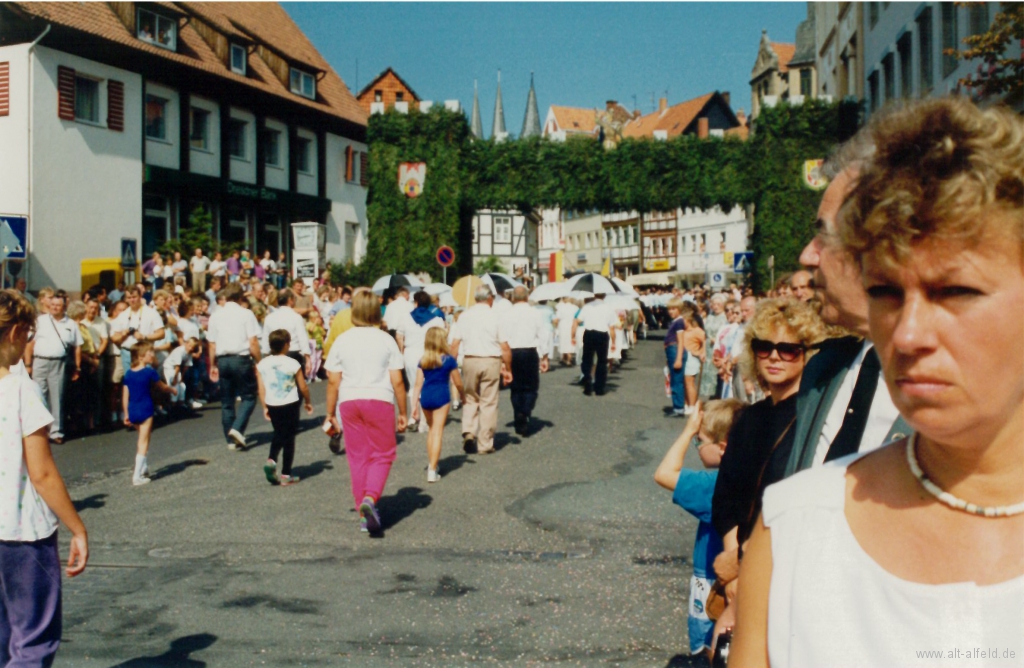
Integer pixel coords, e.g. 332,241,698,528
438,292,459,308
422,283,452,296
529,281,570,302
479,272,523,296
610,277,639,296
564,273,620,295
370,273,424,295
568,290,594,301
605,294,641,311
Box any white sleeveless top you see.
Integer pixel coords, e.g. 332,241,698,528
763,453,1024,668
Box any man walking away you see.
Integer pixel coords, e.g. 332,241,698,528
572,292,618,396
207,283,261,449
499,286,549,436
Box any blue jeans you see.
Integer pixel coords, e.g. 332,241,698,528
216,355,257,440
665,345,687,410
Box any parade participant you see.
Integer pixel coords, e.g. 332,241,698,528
572,291,618,396
449,287,512,455
789,269,814,303
261,289,311,374
25,289,82,444
654,399,744,662
206,283,261,450
189,248,210,294
257,330,313,487
382,285,413,331
534,298,556,364
0,289,88,665
122,342,177,485
681,303,705,415
324,290,408,535
554,297,579,366
730,96,1024,668
499,286,549,436
395,291,445,431
411,327,465,482
664,298,687,416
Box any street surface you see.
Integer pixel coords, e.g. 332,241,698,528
54,339,706,667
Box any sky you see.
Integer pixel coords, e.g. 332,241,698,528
286,2,809,137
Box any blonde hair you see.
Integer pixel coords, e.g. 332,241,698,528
350,290,381,328
743,298,829,390
0,290,38,367
130,341,154,367
419,327,450,370
702,398,745,444
666,297,685,312
839,98,1024,265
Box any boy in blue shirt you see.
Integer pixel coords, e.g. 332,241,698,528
655,398,744,661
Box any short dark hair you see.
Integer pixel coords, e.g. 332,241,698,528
222,283,245,303
268,329,291,355
277,288,294,307
414,290,431,308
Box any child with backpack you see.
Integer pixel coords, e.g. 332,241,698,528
0,289,88,665
411,327,464,483
654,399,744,662
256,329,314,486
122,342,177,485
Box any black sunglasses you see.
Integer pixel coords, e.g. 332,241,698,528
750,339,806,362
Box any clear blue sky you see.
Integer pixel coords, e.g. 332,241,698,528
286,2,809,137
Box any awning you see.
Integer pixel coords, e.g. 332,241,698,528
626,272,673,286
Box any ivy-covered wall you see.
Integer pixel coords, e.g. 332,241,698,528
358,99,858,291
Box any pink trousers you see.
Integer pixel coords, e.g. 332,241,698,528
338,399,397,508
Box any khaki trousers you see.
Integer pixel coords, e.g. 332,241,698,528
191,271,206,294
461,356,501,452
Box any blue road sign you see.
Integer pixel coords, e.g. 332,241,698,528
121,238,138,268
733,252,754,273
0,216,27,261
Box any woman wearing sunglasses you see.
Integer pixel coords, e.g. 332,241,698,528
730,99,1023,667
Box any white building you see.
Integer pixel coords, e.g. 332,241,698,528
0,2,369,291
674,206,750,284
862,2,1017,114
562,211,604,275
471,209,538,281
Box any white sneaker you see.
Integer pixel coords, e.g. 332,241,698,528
418,421,429,434
228,429,247,450
190,400,204,409
427,468,441,483
132,475,150,486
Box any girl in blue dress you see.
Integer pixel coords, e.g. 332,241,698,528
411,328,464,483
121,342,176,486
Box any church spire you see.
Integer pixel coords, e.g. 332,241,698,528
470,79,483,139
492,70,507,142
520,71,541,138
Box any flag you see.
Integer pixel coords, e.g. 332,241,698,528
600,256,611,277
398,163,426,198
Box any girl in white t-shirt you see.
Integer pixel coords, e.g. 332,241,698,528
0,289,88,665
257,329,313,486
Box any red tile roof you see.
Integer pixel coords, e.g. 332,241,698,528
549,106,598,134
771,42,797,73
622,92,716,139
11,2,366,128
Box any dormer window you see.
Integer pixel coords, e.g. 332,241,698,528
290,68,315,100
137,8,176,51
230,44,247,75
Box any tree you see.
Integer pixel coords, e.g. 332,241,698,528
159,205,242,257
473,256,505,275
948,2,1023,107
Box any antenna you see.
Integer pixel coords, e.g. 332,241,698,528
632,94,637,111
650,92,655,113
355,58,359,91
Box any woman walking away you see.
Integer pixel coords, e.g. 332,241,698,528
257,329,314,486
122,342,177,486
0,289,89,666
412,327,465,483
324,290,408,535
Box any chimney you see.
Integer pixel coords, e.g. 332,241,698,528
606,100,618,111
697,117,709,139
735,109,747,126
658,97,667,112
721,91,731,108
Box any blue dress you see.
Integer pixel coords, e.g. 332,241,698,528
418,356,458,410
124,366,160,424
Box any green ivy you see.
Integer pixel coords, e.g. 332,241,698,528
361,99,860,291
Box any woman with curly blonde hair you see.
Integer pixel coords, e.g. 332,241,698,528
731,98,1023,668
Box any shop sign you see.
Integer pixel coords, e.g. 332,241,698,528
644,258,673,272
226,181,278,202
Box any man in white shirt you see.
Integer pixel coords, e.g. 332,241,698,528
571,292,618,396
190,247,211,295
450,287,512,454
25,290,83,443
261,289,310,375
109,285,165,371
499,286,549,436
382,286,413,331
207,283,262,449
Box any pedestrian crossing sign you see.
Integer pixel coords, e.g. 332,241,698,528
0,216,27,261
121,238,137,268
733,252,753,273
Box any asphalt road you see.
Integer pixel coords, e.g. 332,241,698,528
53,337,708,667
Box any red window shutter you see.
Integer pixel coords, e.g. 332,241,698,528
107,79,124,131
0,62,9,117
359,151,369,186
344,145,353,182
57,65,76,120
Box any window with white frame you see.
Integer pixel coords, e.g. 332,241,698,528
190,107,210,150
494,217,512,243
290,68,316,99
74,76,100,124
145,95,167,140
295,137,312,173
227,118,248,159
264,129,282,167
137,8,176,51
230,44,247,75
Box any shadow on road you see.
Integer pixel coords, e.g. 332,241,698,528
109,632,217,667
73,493,107,512
664,652,709,667
377,486,432,532
437,453,474,477
492,432,521,452
290,459,333,480
150,459,209,482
